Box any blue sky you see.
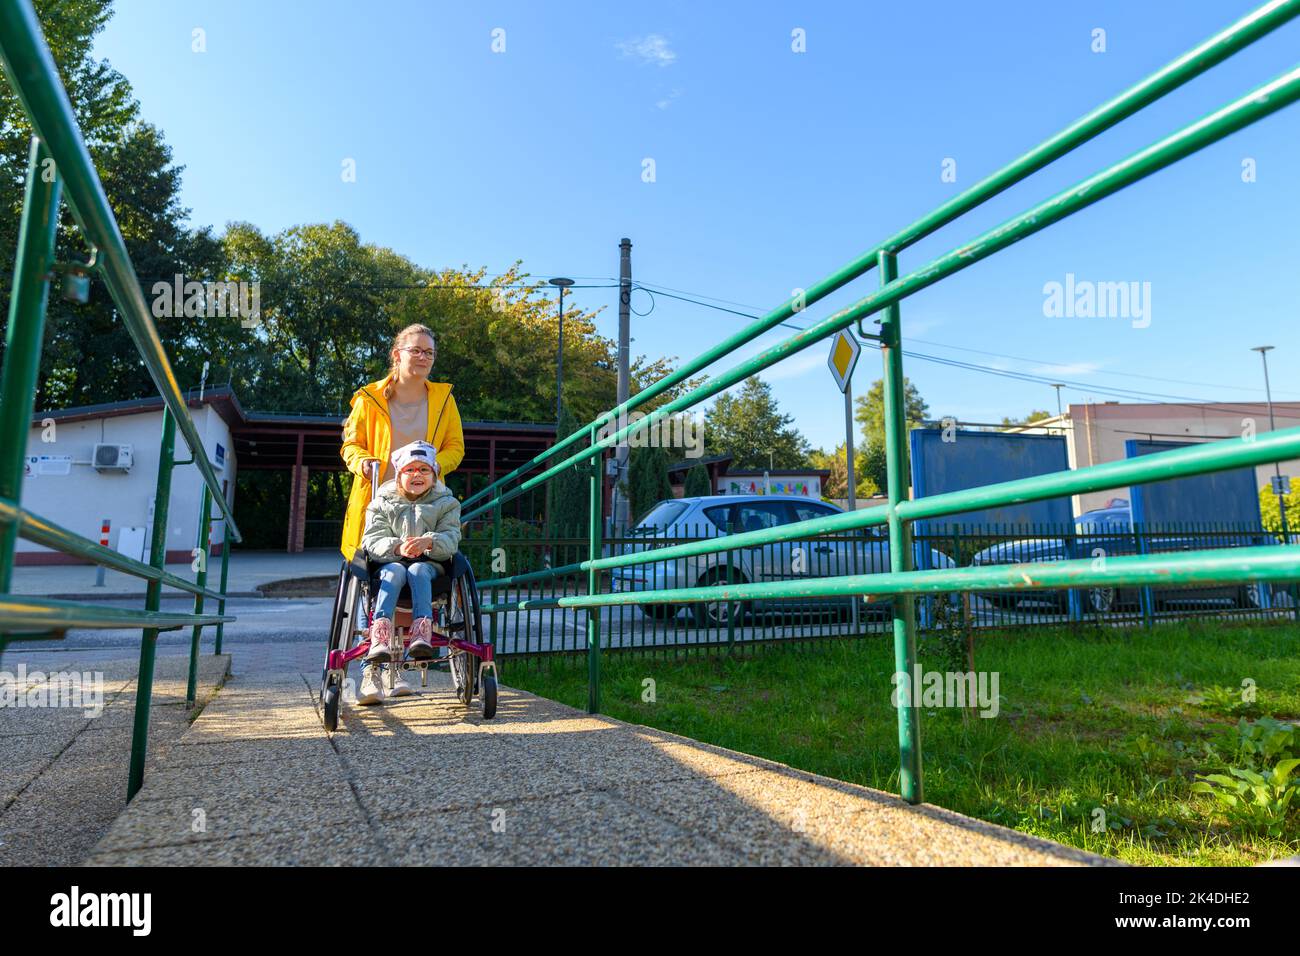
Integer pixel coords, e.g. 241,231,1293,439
93,0,1299,451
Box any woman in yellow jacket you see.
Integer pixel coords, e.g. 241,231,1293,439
340,323,465,562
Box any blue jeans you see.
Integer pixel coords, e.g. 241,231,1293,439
374,561,440,622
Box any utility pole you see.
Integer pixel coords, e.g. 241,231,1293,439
1051,383,1065,418
613,238,632,533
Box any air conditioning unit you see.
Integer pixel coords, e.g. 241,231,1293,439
93,443,133,471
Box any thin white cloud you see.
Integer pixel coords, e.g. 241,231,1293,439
617,34,677,67
764,350,826,382
656,88,684,110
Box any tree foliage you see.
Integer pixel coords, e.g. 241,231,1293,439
808,443,879,501
625,445,674,525
1260,485,1298,536
1000,409,1053,427
545,405,589,538
852,376,928,497
1,0,225,410
854,375,929,450
703,376,811,470
683,461,712,497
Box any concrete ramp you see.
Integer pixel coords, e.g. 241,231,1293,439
85,660,1117,866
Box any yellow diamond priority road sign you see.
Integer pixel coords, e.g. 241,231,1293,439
826,329,860,393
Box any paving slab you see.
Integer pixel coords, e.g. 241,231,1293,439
94,781,365,852
161,736,337,769
85,826,376,866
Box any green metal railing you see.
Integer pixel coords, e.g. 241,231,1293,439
0,2,241,799
466,0,1300,805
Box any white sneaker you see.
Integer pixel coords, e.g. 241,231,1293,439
357,663,385,705
388,667,415,698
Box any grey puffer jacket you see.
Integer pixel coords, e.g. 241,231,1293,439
360,479,462,564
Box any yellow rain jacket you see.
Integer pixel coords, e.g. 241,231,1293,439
339,376,464,560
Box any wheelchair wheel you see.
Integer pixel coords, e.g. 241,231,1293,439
322,678,341,732
321,562,367,730
320,564,351,714
447,573,478,705
482,674,497,719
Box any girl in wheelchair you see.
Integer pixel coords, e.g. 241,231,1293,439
357,439,462,704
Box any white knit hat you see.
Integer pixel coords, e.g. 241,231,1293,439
390,440,440,476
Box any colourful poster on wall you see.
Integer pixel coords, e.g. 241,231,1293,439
722,477,821,497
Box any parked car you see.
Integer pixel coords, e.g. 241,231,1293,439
609,495,958,627
970,504,1280,612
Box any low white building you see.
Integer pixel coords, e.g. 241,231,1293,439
18,393,237,565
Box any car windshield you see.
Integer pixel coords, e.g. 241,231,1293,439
634,500,689,532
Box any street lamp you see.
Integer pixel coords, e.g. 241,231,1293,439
1051,383,1065,418
1251,345,1290,543
549,277,574,422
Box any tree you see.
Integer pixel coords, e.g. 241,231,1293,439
545,406,589,538
704,376,811,470
852,376,927,498
1,1,134,283
683,461,712,497
1,2,227,410
1260,485,1298,536
854,376,929,450
861,441,889,496
219,220,419,414
1000,410,1053,427
809,444,878,501
625,445,674,525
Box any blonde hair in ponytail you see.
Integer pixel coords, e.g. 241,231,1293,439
383,323,436,401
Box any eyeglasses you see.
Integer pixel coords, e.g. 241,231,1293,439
399,347,436,359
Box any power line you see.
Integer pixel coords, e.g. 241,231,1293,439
635,280,776,316
632,285,800,329
899,335,1280,397
632,278,1299,412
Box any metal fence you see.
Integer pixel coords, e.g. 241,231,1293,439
463,522,1297,657
305,519,345,550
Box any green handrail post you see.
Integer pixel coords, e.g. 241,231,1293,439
128,405,176,800
1135,524,1155,628
185,484,212,708
879,249,923,806
0,137,61,664
214,517,230,654
726,541,736,653
489,499,501,648
587,424,602,714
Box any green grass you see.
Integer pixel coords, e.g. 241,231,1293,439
504,618,1300,866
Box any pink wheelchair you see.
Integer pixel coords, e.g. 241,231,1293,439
319,465,497,731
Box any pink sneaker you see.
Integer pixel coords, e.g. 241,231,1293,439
366,616,394,663
407,617,435,660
